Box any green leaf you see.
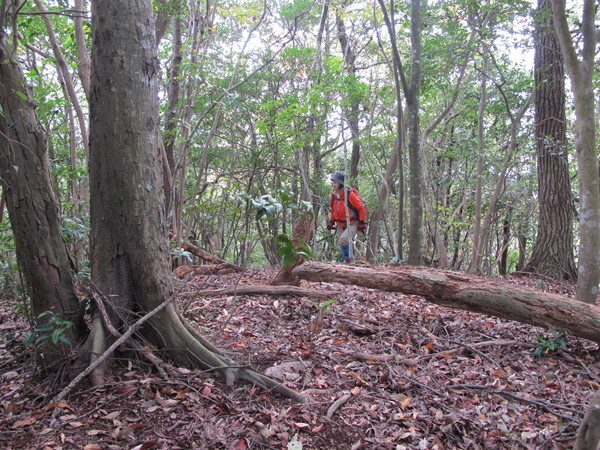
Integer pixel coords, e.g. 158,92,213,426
283,252,295,266
277,245,292,255
52,328,66,344
35,324,54,333
275,234,291,244
58,334,72,345
23,332,36,346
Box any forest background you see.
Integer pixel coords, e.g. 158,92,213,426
0,0,596,287
0,0,599,448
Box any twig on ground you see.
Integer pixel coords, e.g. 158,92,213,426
445,384,582,420
352,339,536,366
326,393,351,419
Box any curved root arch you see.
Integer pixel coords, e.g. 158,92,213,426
61,296,306,405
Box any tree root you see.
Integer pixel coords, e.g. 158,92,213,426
55,279,308,406
161,304,308,403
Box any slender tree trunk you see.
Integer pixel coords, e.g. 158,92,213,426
34,0,89,159
377,0,424,264
368,143,399,264
336,11,361,181
163,16,182,216
377,0,406,262
498,217,510,275
73,0,91,98
468,63,487,273
551,0,599,303
406,0,424,265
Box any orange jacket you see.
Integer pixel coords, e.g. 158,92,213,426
329,188,367,227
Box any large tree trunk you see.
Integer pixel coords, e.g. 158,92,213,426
525,0,576,281
85,0,303,401
293,262,600,344
0,38,84,366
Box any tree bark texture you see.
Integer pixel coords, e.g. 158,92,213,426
90,0,172,315
88,0,182,383
336,13,361,181
525,0,576,281
551,0,600,303
86,1,305,401
406,0,424,265
574,387,600,450
467,62,487,274
293,262,600,344
0,39,84,363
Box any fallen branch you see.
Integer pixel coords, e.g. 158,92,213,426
352,339,537,365
170,234,245,272
446,384,580,421
326,393,351,419
194,284,342,299
174,264,239,277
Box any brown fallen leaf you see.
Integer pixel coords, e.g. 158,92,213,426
11,417,36,428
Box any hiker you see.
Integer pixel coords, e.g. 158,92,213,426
327,171,367,263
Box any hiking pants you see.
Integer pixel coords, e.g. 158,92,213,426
336,222,358,255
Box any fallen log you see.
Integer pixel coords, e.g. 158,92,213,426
194,284,342,299
292,262,600,344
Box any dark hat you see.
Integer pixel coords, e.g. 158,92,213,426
331,171,345,185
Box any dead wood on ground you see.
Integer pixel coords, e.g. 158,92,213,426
170,234,245,273
174,264,239,277
194,284,342,299
293,262,600,344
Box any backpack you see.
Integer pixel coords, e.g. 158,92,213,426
331,187,367,221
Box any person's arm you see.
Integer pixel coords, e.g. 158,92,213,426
327,193,336,229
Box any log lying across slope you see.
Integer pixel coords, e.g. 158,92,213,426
293,262,600,344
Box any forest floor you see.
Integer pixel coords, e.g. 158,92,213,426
0,265,599,449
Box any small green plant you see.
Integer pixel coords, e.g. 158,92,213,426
534,328,568,355
23,311,74,348
311,299,336,312
170,246,192,264
61,215,89,243
308,299,337,334
275,234,312,265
